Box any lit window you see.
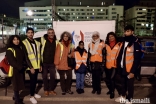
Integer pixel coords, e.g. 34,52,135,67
34,19,38,21
87,17,89,19
92,13,94,15
101,2,103,5
39,19,44,21
93,9,94,11
80,2,81,5
64,9,65,11
87,6,89,7
47,10,50,12
101,9,103,11
113,3,115,5
58,12,59,14
77,17,79,19
142,9,146,11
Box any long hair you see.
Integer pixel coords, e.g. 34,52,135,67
105,32,118,44
7,35,23,48
59,31,72,42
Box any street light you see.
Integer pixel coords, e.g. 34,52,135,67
27,10,33,27
1,14,6,45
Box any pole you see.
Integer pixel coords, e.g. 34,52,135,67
1,18,4,45
153,8,156,36
51,0,55,28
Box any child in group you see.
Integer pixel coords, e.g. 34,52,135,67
74,41,87,94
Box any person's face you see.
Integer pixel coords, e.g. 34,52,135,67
26,30,34,39
109,35,115,42
124,30,134,36
63,34,69,41
79,43,84,49
92,34,99,41
47,30,55,39
13,37,20,45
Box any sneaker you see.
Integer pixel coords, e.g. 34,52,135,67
92,90,96,94
62,92,66,95
49,91,57,95
30,97,37,104
34,94,41,99
44,91,49,96
66,90,74,94
115,96,126,102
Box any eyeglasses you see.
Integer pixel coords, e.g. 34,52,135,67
93,35,98,37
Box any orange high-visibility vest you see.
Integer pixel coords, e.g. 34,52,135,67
106,43,121,69
125,45,134,73
75,51,87,70
89,42,104,62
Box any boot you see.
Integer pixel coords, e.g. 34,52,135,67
76,89,81,94
110,92,115,99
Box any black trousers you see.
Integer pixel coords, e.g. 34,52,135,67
27,69,39,96
92,69,102,91
42,63,56,91
115,69,134,101
58,69,72,92
104,68,116,93
14,91,20,103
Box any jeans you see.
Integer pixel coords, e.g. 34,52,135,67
27,69,39,96
42,63,56,91
76,73,85,89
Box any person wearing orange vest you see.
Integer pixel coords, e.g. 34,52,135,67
88,31,105,95
74,41,87,94
104,32,121,99
115,25,141,104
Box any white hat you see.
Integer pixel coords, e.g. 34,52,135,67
92,31,100,37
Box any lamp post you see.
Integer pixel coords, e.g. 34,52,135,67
1,14,6,45
27,10,33,27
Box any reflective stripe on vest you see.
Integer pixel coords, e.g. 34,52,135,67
41,37,58,62
23,39,40,70
59,42,74,60
75,51,87,70
106,43,120,69
126,45,134,73
7,48,15,77
89,42,104,62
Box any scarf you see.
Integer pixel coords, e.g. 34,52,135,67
109,40,116,48
77,46,85,56
63,40,70,47
48,36,53,43
90,38,100,55
124,35,133,42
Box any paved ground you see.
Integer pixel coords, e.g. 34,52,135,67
0,81,156,104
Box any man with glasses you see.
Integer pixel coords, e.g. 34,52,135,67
40,28,59,96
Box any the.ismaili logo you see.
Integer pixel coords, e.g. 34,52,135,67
72,30,84,45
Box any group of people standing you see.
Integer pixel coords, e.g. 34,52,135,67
6,25,142,104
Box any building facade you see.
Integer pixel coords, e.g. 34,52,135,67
125,6,155,36
19,0,123,33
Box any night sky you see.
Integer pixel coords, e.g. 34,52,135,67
0,0,140,18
